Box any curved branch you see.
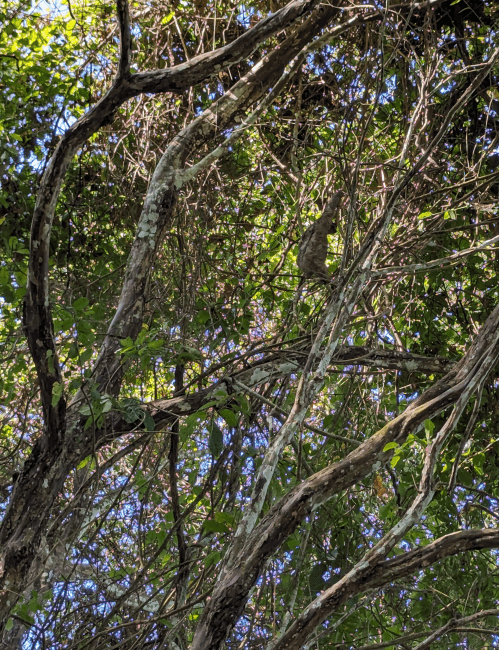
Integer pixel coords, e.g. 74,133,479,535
0,0,341,631
22,0,324,435
190,300,499,650
413,607,499,650
90,2,341,397
270,530,499,650
134,345,451,432
352,605,499,650
271,345,495,649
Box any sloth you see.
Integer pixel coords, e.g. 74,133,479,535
297,190,343,281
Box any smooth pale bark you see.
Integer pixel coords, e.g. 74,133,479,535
3,0,493,645
190,300,499,650
186,43,499,650
0,0,341,630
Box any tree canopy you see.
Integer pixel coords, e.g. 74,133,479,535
1,0,499,647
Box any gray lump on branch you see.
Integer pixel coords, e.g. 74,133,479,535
297,190,343,280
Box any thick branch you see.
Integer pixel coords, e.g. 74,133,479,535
373,231,499,279
0,0,341,630
271,534,499,650
116,0,131,78
272,338,496,649
144,345,451,430
190,300,499,650
413,607,499,650
90,2,341,398
126,0,443,95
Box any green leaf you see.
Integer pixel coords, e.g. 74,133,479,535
73,297,89,311
119,337,135,354
51,381,63,407
143,412,155,432
78,349,93,364
16,608,35,626
199,400,219,411
204,519,229,533
309,564,326,592
219,408,238,428
121,398,144,424
77,456,92,470
58,309,74,330
162,10,175,24
390,454,401,468
196,310,210,325
208,421,224,457
204,550,221,568
214,511,234,526
424,419,435,438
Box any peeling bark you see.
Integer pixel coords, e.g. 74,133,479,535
190,301,499,650
0,0,341,628
2,0,491,643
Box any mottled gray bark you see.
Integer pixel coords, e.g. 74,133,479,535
3,0,493,646
191,299,499,650
0,0,339,630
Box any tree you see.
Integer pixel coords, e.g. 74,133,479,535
1,0,499,646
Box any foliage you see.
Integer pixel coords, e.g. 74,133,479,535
1,0,499,648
